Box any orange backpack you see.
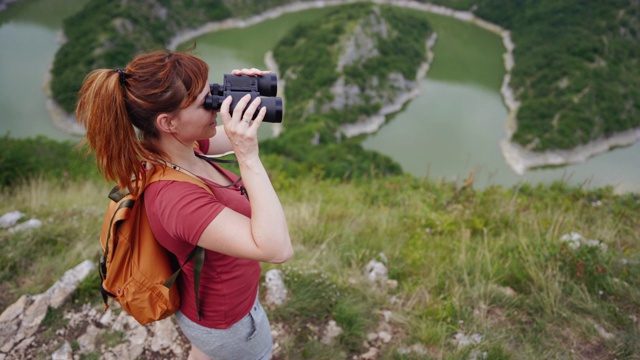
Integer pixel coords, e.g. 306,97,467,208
98,165,210,325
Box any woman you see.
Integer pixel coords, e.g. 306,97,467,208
76,49,293,360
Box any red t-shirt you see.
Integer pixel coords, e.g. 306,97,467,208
144,140,260,328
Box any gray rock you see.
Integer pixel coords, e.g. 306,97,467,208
265,269,288,307
0,211,24,228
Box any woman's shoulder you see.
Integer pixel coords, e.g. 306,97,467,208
145,179,215,208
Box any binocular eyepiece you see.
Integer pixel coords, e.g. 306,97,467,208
204,73,283,123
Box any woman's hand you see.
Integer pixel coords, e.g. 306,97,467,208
219,92,266,160
231,68,272,77
207,68,273,157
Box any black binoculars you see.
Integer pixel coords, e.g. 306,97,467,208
204,73,283,123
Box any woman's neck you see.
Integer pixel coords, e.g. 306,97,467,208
155,136,199,168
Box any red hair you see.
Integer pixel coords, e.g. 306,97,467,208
76,49,209,196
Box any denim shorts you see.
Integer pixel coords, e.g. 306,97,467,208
175,297,273,360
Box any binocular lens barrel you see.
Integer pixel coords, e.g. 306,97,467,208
204,94,283,123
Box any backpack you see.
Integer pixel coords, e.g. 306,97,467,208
98,165,211,325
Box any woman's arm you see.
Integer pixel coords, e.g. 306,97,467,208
197,69,292,264
205,126,233,156
197,158,292,263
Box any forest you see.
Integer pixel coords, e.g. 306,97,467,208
425,0,640,150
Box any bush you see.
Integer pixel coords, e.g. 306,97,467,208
0,135,100,189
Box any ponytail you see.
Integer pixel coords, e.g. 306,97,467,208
76,69,157,196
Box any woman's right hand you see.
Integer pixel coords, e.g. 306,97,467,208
219,93,266,160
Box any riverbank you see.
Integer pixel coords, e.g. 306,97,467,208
43,63,86,136
42,30,86,137
500,128,640,175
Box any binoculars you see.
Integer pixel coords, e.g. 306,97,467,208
204,73,283,123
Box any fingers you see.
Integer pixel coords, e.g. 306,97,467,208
247,102,267,128
235,94,254,122
221,94,265,129
220,95,233,123
239,96,267,130
231,68,272,77
242,96,261,121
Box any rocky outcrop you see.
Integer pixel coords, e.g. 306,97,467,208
0,254,416,359
324,7,436,138
0,260,94,360
0,259,203,360
337,34,436,138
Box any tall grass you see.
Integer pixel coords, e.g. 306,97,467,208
0,177,109,308
1,174,639,358
268,175,640,358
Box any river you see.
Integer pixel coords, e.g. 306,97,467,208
0,0,88,142
1,1,638,193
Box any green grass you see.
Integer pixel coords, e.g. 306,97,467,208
0,177,107,308
1,174,639,358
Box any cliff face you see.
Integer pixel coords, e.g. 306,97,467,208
273,3,433,135
319,7,421,121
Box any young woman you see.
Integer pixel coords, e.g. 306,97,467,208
76,49,293,360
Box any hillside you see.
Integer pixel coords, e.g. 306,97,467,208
1,135,639,358
272,3,432,126
49,0,231,111
1,170,639,358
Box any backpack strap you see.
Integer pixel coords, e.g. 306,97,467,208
163,245,205,320
99,196,135,307
147,165,214,321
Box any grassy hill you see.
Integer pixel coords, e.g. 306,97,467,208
2,169,639,358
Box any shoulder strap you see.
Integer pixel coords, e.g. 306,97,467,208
147,165,211,321
193,140,238,164
147,164,215,191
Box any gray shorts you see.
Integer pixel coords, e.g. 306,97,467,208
175,297,273,360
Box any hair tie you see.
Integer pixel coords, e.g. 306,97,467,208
115,68,128,87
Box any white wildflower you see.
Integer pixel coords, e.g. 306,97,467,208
560,232,607,251
452,332,482,348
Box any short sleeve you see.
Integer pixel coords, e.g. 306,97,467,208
196,139,210,154
145,180,224,250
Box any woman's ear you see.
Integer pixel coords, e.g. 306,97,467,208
156,113,177,134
